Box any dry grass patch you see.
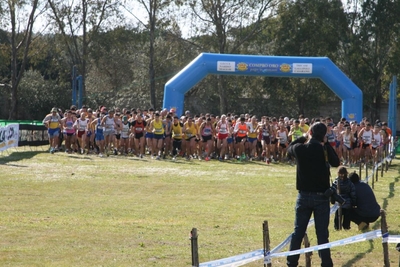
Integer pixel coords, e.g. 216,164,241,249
0,147,399,266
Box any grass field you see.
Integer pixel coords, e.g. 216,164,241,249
0,146,399,267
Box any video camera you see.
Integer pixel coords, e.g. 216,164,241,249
324,187,346,205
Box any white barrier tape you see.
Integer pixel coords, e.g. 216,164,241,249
265,230,382,261
382,232,389,243
270,235,292,254
388,235,400,243
199,249,263,267
200,203,339,267
198,145,398,267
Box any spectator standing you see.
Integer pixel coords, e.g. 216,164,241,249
286,122,340,267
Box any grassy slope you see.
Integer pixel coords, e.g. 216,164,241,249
0,147,399,267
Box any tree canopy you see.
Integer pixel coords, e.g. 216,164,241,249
0,0,399,121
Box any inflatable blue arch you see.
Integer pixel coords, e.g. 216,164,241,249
163,53,363,121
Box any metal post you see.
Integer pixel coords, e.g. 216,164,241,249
389,76,397,137
72,66,77,107
77,75,83,108
388,82,393,132
191,228,199,267
380,210,390,267
263,220,271,267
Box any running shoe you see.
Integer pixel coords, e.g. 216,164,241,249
205,156,210,161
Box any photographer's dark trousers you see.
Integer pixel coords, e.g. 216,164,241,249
349,212,379,225
334,208,351,230
287,192,333,267
172,139,182,156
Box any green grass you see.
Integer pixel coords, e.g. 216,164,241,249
0,147,399,267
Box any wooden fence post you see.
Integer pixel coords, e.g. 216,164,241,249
191,228,199,267
303,233,312,267
263,220,272,267
380,210,390,267
371,162,375,189
337,180,342,230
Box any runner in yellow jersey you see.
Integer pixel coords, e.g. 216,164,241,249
149,112,165,160
183,117,199,160
288,120,305,141
247,116,260,160
171,116,183,160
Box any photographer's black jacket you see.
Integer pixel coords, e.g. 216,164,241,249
288,137,340,193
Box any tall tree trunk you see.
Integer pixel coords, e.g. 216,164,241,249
82,0,87,104
217,75,227,114
372,77,382,122
9,2,17,120
149,1,156,109
149,34,156,108
8,0,39,119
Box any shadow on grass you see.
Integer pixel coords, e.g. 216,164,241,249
65,154,94,160
170,159,200,165
218,160,287,167
0,149,46,164
342,239,375,267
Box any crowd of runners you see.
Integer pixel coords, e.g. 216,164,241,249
42,105,393,165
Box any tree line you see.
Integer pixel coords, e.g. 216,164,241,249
0,0,399,121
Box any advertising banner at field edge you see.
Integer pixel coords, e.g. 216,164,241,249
0,124,19,152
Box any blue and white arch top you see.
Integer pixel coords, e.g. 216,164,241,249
163,53,363,121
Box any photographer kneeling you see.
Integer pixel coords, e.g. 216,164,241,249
331,166,357,230
348,172,381,230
